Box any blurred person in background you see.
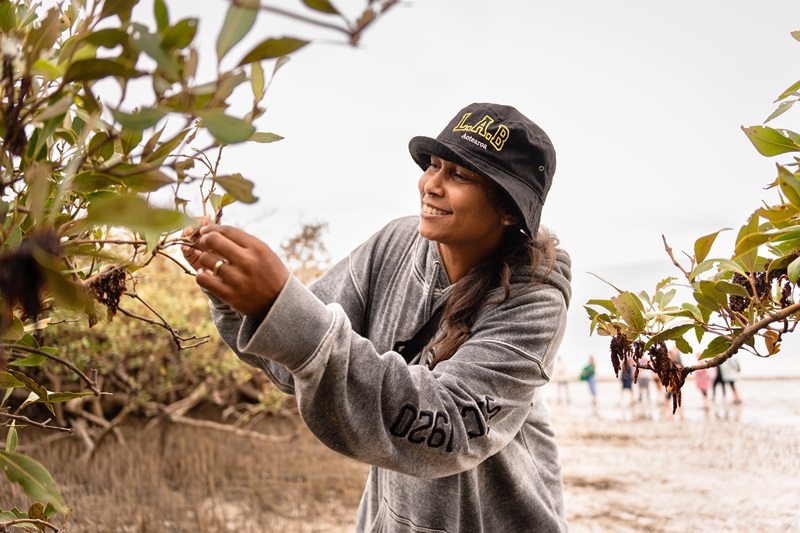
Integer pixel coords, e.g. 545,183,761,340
580,355,598,408
553,355,571,404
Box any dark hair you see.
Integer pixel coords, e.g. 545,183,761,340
425,186,558,369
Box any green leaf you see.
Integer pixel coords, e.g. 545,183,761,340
778,165,800,210
735,231,774,258
83,28,131,49
714,280,750,298
777,78,800,100
120,127,143,156
118,169,175,193
154,0,169,31
699,336,730,360
7,370,53,416
742,125,800,157
6,425,18,453
0,0,18,33
735,214,760,273
765,100,795,123
585,299,618,315
112,107,168,130
645,323,693,349
9,354,47,367
132,23,179,80
43,391,95,403
302,0,339,13
213,174,258,203
84,195,193,236
675,337,693,354
697,280,727,306
787,255,800,283
587,272,624,293
198,111,255,144
63,58,143,83
251,60,265,102
32,95,73,123
217,2,258,61
145,128,190,164
655,288,676,309
250,131,284,143
71,171,122,193
162,18,198,50
0,372,25,388
99,0,138,22
693,291,720,314
23,8,60,70
610,292,645,333
238,37,308,66
0,450,68,514
694,228,730,263
691,257,746,281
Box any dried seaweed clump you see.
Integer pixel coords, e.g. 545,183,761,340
86,266,128,323
648,342,689,414
729,268,792,314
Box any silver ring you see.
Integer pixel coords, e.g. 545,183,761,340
212,259,225,277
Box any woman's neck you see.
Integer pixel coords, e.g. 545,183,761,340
437,243,492,283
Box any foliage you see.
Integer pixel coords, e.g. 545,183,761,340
586,29,800,413
281,221,329,284
0,0,397,528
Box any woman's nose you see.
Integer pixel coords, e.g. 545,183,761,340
422,169,445,196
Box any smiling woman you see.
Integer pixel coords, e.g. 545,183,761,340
182,102,571,532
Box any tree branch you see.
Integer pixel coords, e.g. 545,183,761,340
0,412,74,433
686,299,800,372
0,343,100,395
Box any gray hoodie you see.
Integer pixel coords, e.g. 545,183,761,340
208,216,571,532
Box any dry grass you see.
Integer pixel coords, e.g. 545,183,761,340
1,403,369,532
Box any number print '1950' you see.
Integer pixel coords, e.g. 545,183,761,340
389,401,495,452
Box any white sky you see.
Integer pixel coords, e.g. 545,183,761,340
148,0,800,377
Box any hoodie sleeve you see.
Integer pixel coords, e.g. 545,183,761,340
233,264,569,479
206,222,384,394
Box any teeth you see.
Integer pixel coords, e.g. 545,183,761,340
423,205,450,215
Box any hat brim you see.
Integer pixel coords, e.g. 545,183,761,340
408,135,543,236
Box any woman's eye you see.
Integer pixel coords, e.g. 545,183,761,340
453,172,470,182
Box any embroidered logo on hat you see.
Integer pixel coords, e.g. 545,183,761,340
452,113,511,151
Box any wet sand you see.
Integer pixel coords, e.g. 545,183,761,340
552,378,800,533
2,379,798,532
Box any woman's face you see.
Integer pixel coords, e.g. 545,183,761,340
417,155,514,258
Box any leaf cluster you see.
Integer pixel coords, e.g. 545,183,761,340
0,0,397,525
585,29,800,410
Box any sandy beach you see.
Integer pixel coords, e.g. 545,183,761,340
551,377,800,533
2,378,798,532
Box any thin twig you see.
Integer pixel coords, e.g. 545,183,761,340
0,343,100,395
0,412,74,433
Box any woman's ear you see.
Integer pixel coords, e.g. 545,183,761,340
501,214,520,227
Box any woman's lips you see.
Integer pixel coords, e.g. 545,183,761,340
422,204,452,216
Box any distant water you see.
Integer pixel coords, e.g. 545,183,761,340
548,377,800,428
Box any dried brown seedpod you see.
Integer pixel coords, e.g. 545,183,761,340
85,266,128,322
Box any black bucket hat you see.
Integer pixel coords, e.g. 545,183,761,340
408,102,556,237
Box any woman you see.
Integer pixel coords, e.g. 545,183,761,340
183,103,571,532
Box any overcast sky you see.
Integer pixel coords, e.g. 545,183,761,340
154,0,800,377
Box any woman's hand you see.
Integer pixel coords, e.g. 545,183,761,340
188,224,290,321
180,217,210,271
